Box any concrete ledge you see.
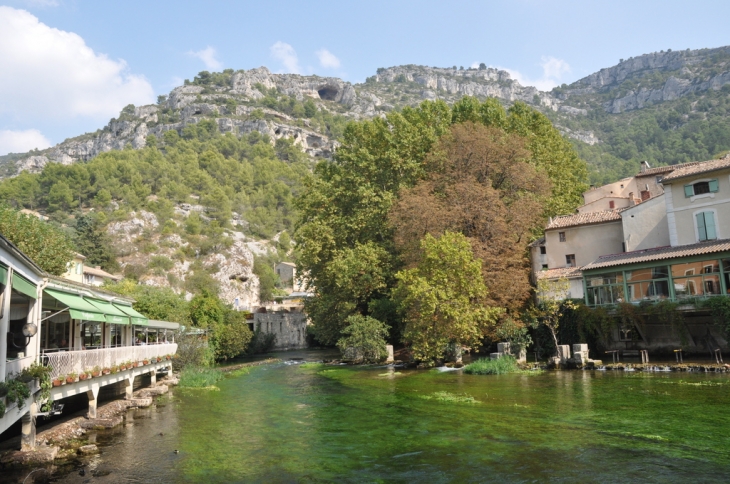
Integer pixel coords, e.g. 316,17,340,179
0,446,59,465
79,416,123,430
125,397,153,408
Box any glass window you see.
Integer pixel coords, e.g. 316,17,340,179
540,246,546,255
82,322,102,349
559,232,566,242
566,254,576,267
627,266,668,282
694,181,710,195
110,325,122,347
672,260,719,277
628,280,670,302
587,272,623,286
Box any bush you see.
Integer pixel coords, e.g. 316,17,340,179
463,355,519,375
179,366,222,389
174,332,215,370
336,315,389,363
211,311,254,360
247,329,277,354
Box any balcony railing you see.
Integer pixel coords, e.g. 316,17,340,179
42,343,178,380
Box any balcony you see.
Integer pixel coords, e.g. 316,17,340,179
43,343,178,380
4,355,36,381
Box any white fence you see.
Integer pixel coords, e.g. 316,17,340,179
43,344,178,380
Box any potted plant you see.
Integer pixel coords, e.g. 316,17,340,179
92,366,101,377
65,372,78,384
52,376,63,387
0,381,7,398
110,365,119,374
119,363,126,371
143,359,149,365
102,367,111,375
79,371,89,381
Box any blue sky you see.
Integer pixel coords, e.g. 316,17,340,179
1,0,729,155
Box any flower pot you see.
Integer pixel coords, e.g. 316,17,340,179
52,379,63,387
102,370,110,375
65,377,76,384
79,374,88,381
119,365,126,371
143,360,149,365
92,371,100,377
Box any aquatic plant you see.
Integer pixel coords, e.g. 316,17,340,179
419,391,480,404
299,362,324,369
179,366,223,389
463,355,520,375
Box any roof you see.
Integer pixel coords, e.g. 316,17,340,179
528,236,545,248
620,192,665,213
661,155,730,182
583,239,730,271
83,266,122,280
46,275,134,303
546,210,623,230
536,267,583,280
635,163,700,177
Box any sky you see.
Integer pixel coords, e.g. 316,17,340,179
1,0,729,156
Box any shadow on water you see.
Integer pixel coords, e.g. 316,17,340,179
5,351,730,483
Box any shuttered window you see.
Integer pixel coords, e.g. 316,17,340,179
685,179,719,197
696,211,717,241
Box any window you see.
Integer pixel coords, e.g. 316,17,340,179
585,272,624,306
559,232,566,242
539,246,546,255
75,262,83,275
696,211,717,241
565,254,576,267
672,259,722,299
609,200,615,209
626,266,670,302
684,179,719,197
541,264,548,270
656,175,663,184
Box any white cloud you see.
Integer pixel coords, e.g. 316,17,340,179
270,41,301,74
502,56,572,91
0,7,154,122
0,129,51,154
316,49,340,69
187,46,222,70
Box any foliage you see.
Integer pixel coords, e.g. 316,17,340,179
210,310,254,360
5,378,31,409
394,232,503,362
0,204,74,275
246,329,278,354
463,355,521,375
296,97,587,346
528,278,577,356
73,213,117,271
106,279,191,325
21,362,53,412
174,332,215,370
253,253,281,302
179,366,223,389
336,314,390,363
189,291,226,328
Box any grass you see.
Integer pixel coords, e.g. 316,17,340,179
179,366,223,389
419,391,480,404
299,362,324,369
463,355,520,375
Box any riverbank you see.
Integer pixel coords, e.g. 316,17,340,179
0,373,178,469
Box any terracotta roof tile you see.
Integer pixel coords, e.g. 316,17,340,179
635,162,700,177
536,267,583,280
546,210,623,230
583,239,730,271
83,266,122,280
661,154,730,182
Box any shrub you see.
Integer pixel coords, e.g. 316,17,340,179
174,331,215,370
246,329,277,354
336,315,389,364
6,378,31,408
463,355,519,375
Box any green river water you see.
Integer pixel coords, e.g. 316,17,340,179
8,350,730,483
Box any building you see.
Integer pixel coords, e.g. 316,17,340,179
0,235,179,451
62,253,122,287
275,262,296,286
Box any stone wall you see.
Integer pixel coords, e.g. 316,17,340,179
253,312,308,350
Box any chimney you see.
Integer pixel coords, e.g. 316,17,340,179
640,160,650,173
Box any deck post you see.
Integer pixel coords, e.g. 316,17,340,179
125,375,134,400
150,369,157,385
86,384,100,419
20,402,37,451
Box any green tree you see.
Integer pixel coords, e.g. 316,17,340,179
210,309,254,360
253,255,279,302
394,232,503,362
336,314,389,363
0,205,74,275
74,213,117,271
528,277,577,357
189,290,226,328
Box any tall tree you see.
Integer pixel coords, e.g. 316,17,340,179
394,232,503,362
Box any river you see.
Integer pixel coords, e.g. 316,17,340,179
6,349,730,483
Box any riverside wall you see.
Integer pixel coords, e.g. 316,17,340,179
253,312,308,350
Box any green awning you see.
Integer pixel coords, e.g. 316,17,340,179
85,298,130,325
12,274,37,299
44,288,106,322
147,320,180,330
0,265,7,286
114,303,149,326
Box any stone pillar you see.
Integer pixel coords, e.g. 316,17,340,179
150,369,157,385
125,376,134,400
86,384,100,419
385,345,394,364
558,345,571,363
20,402,37,451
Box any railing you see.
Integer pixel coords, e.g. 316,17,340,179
43,343,178,380
5,355,36,380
